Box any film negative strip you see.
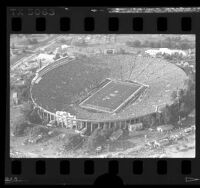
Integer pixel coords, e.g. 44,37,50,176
5,6,200,186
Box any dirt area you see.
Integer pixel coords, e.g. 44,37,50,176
10,126,79,158
10,115,195,158
10,98,195,158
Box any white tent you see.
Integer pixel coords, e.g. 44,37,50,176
145,48,187,57
145,49,160,57
35,53,55,63
61,44,70,50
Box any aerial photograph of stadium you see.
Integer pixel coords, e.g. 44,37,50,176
10,34,195,158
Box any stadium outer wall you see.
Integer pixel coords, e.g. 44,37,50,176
30,56,159,134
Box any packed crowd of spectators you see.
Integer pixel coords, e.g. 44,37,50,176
31,54,187,122
31,59,110,113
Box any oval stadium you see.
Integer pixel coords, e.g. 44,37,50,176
30,54,187,134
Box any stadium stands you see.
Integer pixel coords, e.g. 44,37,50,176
31,54,187,123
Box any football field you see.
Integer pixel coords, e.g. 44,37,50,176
79,79,144,113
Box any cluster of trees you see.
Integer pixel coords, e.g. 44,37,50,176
162,75,195,125
126,37,194,50
53,53,61,60
15,82,30,103
13,121,34,137
28,38,38,45
117,48,127,54
11,73,35,103
141,73,195,127
73,39,88,47
156,52,185,61
58,38,72,45
156,52,195,75
13,102,42,136
85,126,130,152
20,103,42,124
141,114,158,128
86,127,115,152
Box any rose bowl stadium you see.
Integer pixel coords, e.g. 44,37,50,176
30,54,187,134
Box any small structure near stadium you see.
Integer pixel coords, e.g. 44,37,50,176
128,122,143,132
104,49,115,54
55,111,77,128
156,124,174,132
145,48,187,57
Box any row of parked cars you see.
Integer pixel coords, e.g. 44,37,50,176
145,125,195,149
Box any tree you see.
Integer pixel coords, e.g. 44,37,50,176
170,76,195,120
20,102,33,120
150,114,157,127
171,90,178,102
169,103,179,122
180,42,190,50
156,112,163,125
13,121,29,137
162,41,171,48
154,41,161,48
126,40,141,48
118,48,126,54
184,76,195,91
58,38,67,44
126,41,134,47
15,122,37,137
28,109,42,124
141,114,158,128
162,105,173,124
181,90,195,116
74,39,87,47
161,37,173,48
54,53,60,60
28,38,38,45
11,111,26,136
86,128,101,151
19,86,31,102
149,41,157,48
142,40,150,47
177,89,185,103
173,36,181,43
133,40,141,47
